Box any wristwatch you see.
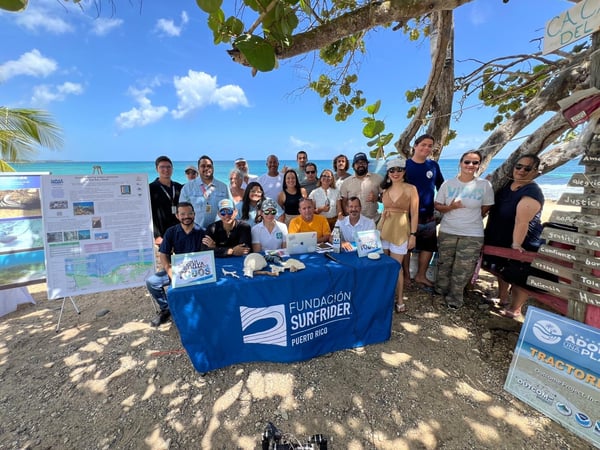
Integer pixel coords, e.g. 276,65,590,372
410,232,417,236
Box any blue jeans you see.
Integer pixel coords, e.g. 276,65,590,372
146,270,170,311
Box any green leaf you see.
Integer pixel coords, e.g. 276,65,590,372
365,100,381,115
0,0,27,11
380,133,394,146
362,120,384,138
196,0,222,14
224,16,244,36
234,34,277,72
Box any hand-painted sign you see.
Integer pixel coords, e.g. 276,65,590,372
544,0,600,54
527,276,600,306
557,193,600,209
541,227,600,252
568,173,600,188
549,210,599,231
539,244,600,268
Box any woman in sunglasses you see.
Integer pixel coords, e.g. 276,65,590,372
251,198,288,252
377,157,419,313
433,150,494,310
483,154,545,319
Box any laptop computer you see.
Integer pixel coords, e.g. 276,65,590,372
286,232,318,255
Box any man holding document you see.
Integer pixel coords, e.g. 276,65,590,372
146,202,206,327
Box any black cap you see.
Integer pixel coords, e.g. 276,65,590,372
352,152,368,165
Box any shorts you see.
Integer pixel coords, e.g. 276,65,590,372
415,218,438,252
382,239,408,255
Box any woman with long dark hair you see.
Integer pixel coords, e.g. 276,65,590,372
278,169,307,226
237,181,265,225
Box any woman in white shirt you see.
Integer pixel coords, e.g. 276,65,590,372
309,169,342,229
251,198,288,252
434,150,494,310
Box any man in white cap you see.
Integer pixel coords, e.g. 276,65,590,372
234,157,258,188
203,199,252,257
340,152,383,222
184,165,198,181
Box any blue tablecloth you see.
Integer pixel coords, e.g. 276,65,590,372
167,252,400,373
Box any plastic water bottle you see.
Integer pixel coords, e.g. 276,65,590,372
332,226,341,253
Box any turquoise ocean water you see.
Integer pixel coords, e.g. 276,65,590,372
11,158,583,200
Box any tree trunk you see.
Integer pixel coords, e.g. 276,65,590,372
274,0,474,60
394,10,454,159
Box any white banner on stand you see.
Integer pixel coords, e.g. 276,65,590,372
40,174,155,299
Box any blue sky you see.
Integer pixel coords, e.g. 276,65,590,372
0,0,576,162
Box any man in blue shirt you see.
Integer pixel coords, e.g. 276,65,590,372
180,155,231,228
404,134,444,288
146,202,207,327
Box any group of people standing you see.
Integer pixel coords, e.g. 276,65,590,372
147,138,547,327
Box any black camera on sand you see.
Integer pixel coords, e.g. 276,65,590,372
261,422,327,450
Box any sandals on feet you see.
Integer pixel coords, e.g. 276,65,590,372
499,309,521,319
395,303,407,314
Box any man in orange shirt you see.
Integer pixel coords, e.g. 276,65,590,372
289,197,331,243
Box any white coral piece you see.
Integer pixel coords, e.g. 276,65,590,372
243,253,267,277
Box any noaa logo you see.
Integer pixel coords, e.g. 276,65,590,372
426,170,433,179
532,320,562,344
240,304,287,347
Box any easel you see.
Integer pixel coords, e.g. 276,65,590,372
56,296,81,332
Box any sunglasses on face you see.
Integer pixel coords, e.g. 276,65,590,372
463,160,480,166
514,164,534,172
219,208,234,216
388,167,405,173
305,170,316,174
262,209,277,215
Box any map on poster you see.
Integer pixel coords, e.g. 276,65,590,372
0,173,47,289
504,307,600,447
40,174,155,299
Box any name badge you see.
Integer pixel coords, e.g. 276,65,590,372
205,204,212,213
171,206,177,215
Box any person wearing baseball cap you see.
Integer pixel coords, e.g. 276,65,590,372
251,198,288,252
202,198,252,257
234,157,258,188
184,165,198,181
340,152,383,221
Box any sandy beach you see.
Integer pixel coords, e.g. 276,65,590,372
0,200,592,449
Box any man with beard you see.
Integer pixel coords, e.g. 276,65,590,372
234,157,258,188
334,196,376,251
145,202,207,327
340,152,383,222
180,155,231,228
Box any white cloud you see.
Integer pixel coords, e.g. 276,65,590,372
14,8,74,34
155,10,189,37
91,17,123,36
31,81,84,105
289,136,314,148
116,87,169,129
0,49,57,82
171,70,248,119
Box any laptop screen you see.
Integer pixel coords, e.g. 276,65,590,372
286,232,318,255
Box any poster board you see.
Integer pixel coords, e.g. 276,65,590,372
40,174,155,299
171,250,216,288
504,307,600,447
0,173,47,289
355,229,383,257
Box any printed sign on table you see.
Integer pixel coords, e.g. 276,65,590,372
171,251,216,288
504,307,600,447
354,229,383,257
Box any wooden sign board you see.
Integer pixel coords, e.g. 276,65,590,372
527,276,600,306
549,210,599,230
568,173,600,189
580,154,600,165
542,227,600,252
557,192,600,209
531,259,574,280
543,1,600,54
574,272,600,291
539,244,600,268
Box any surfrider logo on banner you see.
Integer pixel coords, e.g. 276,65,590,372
240,290,353,348
240,305,287,347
